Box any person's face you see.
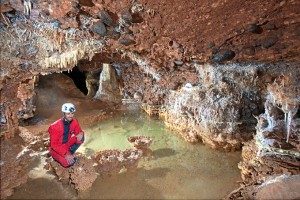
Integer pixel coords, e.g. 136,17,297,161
64,112,74,122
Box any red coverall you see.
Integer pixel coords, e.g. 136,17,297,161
48,118,84,167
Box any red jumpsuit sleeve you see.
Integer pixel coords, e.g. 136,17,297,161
65,134,77,147
72,119,84,145
49,124,70,156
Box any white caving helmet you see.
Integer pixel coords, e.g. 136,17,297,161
61,103,76,113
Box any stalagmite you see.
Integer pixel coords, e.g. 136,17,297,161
94,63,122,103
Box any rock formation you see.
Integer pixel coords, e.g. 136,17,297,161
127,135,153,157
161,63,299,151
227,70,300,199
128,135,152,149
93,148,143,174
227,174,300,199
94,63,122,103
49,153,98,192
85,71,100,98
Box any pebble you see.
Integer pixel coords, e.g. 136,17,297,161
121,10,133,24
211,49,235,63
99,10,114,26
119,39,136,46
247,23,263,34
92,21,107,36
262,36,278,48
174,60,184,66
243,46,256,56
264,23,277,30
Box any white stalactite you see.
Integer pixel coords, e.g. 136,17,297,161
286,106,298,143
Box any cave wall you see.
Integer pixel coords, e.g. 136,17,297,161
162,62,300,151
122,62,299,151
1,0,299,128
227,73,300,199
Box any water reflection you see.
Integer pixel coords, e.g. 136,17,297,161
152,148,177,159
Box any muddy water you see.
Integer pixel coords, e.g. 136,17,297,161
10,109,242,199
81,109,242,199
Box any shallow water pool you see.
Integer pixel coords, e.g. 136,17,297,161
10,109,242,199
79,109,242,199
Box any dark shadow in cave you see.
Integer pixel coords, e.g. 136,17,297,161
63,66,88,95
295,108,300,119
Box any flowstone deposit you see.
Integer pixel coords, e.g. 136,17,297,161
160,63,299,151
239,71,299,183
227,71,300,199
92,149,124,175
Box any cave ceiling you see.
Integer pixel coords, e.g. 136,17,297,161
0,0,299,104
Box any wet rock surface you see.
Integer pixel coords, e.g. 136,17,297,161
92,148,143,175
255,175,300,200
0,126,50,199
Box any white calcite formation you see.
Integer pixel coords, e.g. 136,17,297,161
227,71,300,199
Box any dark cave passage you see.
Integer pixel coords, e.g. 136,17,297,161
63,66,88,95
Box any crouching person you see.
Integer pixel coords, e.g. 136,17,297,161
48,103,84,168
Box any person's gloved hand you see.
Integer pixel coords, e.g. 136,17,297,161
65,154,75,165
76,132,83,141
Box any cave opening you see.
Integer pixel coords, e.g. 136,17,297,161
63,66,88,95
